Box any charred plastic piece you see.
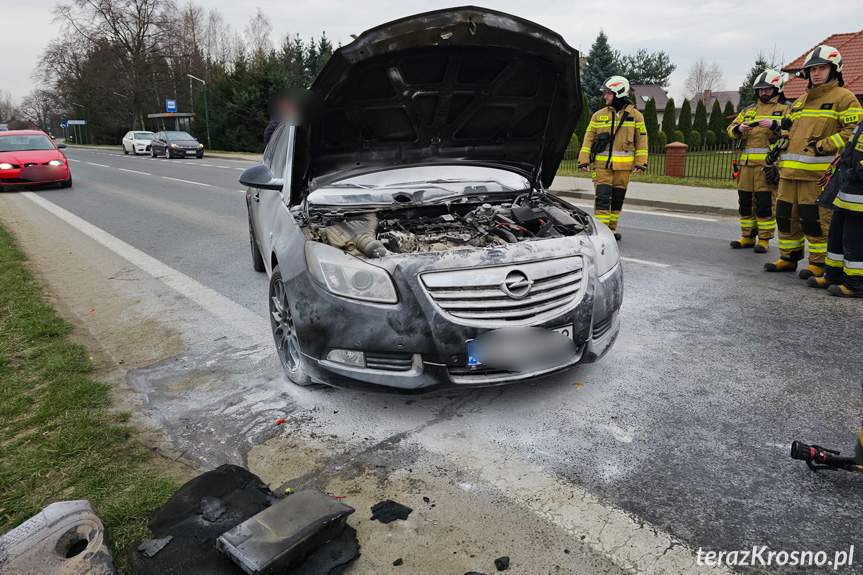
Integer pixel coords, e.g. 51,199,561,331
216,489,355,575
0,500,116,575
370,500,413,523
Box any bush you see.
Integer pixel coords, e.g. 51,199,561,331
687,130,701,148
672,130,686,144
656,131,668,150
705,130,716,146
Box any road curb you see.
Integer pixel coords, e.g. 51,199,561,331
65,144,260,163
552,189,739,217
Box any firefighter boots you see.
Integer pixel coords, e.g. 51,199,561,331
798,264,825,279
764,259,798,272
827,284,863,298
754,239,770,253
807,276,835,289
730,237,756,249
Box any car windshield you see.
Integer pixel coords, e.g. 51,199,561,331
134,133,155,140
166,132,195,141
308,166,531,206
0,135,55,152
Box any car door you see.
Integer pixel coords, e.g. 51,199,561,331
155,133,165,154
123,132,131,150
254,124,291,265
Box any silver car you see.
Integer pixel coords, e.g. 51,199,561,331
242,8,622,392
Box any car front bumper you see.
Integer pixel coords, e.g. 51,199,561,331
0,165,70,186
283,240,623,393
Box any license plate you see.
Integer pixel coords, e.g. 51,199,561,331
467,325,573,367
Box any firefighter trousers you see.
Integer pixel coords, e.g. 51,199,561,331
593,168,631,231
776,178,832,264
736,165,776,239
825,211,863,291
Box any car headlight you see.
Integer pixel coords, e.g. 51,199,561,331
590,218,619,277
0,163,13,170
199,143,204,147
48,160,64,166
170,144,178,148
305,241,398,303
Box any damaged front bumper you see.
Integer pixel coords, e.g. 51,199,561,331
284,238,622,393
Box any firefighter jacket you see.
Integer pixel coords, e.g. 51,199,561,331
578,103,648,171
727,95,791,166
818,123,863,213
778,79,862,181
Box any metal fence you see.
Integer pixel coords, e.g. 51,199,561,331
560,142,741,182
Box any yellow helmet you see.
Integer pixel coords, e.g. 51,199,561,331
601,76,630,98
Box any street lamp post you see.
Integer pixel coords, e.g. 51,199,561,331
186,74,211,150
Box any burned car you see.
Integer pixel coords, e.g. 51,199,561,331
242,7,622,392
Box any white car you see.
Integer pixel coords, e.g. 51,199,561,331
122,131,155,155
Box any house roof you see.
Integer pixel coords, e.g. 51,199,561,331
783,29,863,100
630,84,668,111
692,90,740,112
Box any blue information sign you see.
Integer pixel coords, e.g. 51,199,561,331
166,99,177,112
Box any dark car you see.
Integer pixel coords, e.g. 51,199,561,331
150,131,204,159
0,130,72,188
242,8,622,393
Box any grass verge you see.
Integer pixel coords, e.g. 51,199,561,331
555,169,737,190
0,223,178,571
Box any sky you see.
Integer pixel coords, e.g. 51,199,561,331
0,0,853,106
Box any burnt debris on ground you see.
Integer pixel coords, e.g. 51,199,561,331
369,500,413,524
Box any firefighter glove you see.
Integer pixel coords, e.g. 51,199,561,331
763,165,780,186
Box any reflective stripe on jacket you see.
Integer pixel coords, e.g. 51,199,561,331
778,80,862,181
727,95,791,166
578,104,648,171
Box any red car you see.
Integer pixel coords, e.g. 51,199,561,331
0,130,72,188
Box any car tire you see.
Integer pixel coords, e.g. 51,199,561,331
60,175,72,188
249,217,266,272
269,265,313,386
132,146,138,156
123,144,129,155
196,152,204,159
151,147,156,157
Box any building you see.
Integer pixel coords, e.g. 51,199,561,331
783,28,863,103
630,84,669,123
692,90,740,114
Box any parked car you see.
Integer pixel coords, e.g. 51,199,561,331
150,131,204,159
242,8,622,392
122,131,155,155
0,130,72,188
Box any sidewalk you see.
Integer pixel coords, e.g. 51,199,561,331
550,175,739,216
65,144,260,162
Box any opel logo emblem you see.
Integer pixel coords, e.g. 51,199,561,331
500,270,533,299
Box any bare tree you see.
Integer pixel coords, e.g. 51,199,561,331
0,90,17,123
245,8,273,61
19,90,63,133
684,58,726,99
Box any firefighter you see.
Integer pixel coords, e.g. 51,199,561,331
807,121,863,297
578,76,648,240
727,70,791,252
764,45,861,277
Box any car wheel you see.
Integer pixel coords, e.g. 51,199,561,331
132,146,138,156
151,147,156,157
249,217,265,272
269,265,312,386
123,144,129,155
196,152,204,159
60,175,72,188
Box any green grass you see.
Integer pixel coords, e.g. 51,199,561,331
0,224,179,572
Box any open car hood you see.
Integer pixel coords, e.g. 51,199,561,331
290,6,581,205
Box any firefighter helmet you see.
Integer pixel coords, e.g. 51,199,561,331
601,76,630,98
801,45,843,77
753,69,784,91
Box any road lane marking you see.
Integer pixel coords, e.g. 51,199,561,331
564,201,717,221
86,162,109,167
17,191,731,575
68,158,81,162
200,163,213,167
217,166,230,169
162,177,211,187
234,168,245,171
19,192,265,339
621,256,669,268
118,168,152,176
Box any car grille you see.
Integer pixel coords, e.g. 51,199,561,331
420,256,584,327
1,178,25,183
592,314,615,340
448,343,585,382
365,351,414,372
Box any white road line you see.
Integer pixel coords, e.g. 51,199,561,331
234,168,246,171
118,168,152,176
162,176,211,187
621,256,670,268
19,192,265,339
68,158,81,162
185,162,196,165
86,162,109,167
199,163,213,167
19,190,731,575
217,166,230,169
564,201,717,221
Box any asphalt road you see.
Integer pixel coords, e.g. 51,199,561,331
4,146,863,574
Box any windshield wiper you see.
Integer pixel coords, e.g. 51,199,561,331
323,182,377,189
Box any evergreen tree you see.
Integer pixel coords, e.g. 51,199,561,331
614,49,676,88
677,98,692,139
738,52,776,111
582,31,619,112
574,92,591,143
709,99,726,144
693,99,708,137
723,101,736,136
643,97,659,143
662,98,676,136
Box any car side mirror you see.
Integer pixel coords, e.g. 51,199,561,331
239,163,284,191
56,143,67,149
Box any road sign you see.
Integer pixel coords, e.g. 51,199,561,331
0,123,7,131
60,122,67,129
67,120,86,125
166,99,177,113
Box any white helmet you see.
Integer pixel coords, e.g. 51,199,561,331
601,76,630,98
753,69,784,91
802,45,843,77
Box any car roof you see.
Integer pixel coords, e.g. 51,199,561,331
0,130,51,137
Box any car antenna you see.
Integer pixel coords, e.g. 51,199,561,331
529,75,560,203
